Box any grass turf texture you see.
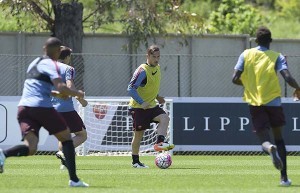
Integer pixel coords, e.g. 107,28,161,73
1,156,300,193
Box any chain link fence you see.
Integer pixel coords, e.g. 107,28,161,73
1,54,300,97
2,53,300,156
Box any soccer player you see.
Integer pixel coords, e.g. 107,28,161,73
0,37,89,187
232,26,300,186
51,46,88,169
127,45,175,168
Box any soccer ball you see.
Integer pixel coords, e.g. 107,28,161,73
155,153,172,169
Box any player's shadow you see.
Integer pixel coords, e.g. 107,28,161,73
279,184,300,188
81,185,115,189
77,168,108,171
167,167,202,170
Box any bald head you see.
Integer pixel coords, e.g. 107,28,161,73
44,37,62,48
43,37,62,60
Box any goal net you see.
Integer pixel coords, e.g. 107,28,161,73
76,98,173,156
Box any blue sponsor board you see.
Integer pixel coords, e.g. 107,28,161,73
172,98,300,151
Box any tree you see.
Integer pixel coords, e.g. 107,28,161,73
208,0,263,36
275,0,300,22
0,0,205,51
0,0,204,88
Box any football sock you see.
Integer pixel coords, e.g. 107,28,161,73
4,145,29,157
62,140,79,182
275,139,287,178
156,135,165,144
132,154,139,164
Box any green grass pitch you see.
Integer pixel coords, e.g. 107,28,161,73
1,155,300,193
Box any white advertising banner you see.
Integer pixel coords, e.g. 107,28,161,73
0,96,58,151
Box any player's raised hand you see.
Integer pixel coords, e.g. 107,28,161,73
156,95,165,104
293,89,300,101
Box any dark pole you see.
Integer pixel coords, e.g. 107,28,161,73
284,55,287,97
178,55,180,97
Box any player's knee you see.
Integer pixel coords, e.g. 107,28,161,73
76,130,87,141
55,129,72,142
161,114,170,123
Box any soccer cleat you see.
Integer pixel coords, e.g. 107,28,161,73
280,179,292,187
132,162,149,168
69,180,89,187
56,151,68,169
269,145,283,171
154,142,175,152
0,149,6,173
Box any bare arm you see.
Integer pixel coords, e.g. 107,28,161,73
52,78,84,98
66,79,76,90
156,95,165,104
280,69,300,89
280,69,300,100
232,70,243,86
66,79,88,107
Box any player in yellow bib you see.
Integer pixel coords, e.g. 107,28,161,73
127,45,175,168
232,26,300,186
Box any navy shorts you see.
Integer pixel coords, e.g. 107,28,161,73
249,105,286,132
17,106,67,140
59,110,86,133
129,105,166,131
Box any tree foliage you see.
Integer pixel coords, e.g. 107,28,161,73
208,0,263,36
0,0,205,51
275,0,300,22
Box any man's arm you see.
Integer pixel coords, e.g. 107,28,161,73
65,79,88,107
232,70,243,86
127,69,146,104
232,52,244,86
52,78,84,99
41,60,84,99
156,95,165,104
280,69,300,100
280,69,300,89
127,68,150,109
65,66,88,107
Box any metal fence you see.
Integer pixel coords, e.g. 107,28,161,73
1,54,300,97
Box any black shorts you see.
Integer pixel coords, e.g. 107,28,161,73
249,105,286,132
17,106,67,140
59,110,86,133
129,105,166,131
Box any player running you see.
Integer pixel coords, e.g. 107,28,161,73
0,37,88,187
51,46,88,170
232,26,300,186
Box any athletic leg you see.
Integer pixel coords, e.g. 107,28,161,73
256,128,283,171
153,113,174,151
55,129,79,182
153,113,169,137
131,130,148,168
55,129,88,186
272,126,290,185
58,129,87,150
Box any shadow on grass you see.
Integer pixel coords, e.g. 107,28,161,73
166,167,202,170
279,184,300,188
77,168,109,171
